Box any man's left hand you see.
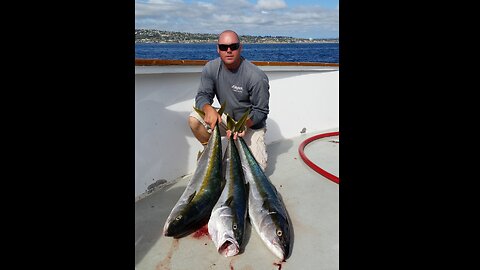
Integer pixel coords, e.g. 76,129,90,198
226,126,246,140
233,128,246,140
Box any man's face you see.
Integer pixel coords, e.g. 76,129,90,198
217,33,242,68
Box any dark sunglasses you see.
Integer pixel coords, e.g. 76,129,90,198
218,43,240,51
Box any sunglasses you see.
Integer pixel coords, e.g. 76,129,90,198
218,43,240,51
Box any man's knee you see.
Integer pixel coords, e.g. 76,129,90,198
255,149,268,171
188,115,201,129
246,128,267,171
189,115,210,144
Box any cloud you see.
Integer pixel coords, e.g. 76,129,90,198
135,0,338,38
255,0,287,10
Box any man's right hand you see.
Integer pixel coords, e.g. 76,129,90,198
202,104,222,129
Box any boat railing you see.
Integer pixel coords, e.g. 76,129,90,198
135,59,339,67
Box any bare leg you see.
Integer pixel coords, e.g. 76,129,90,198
188,116,210,145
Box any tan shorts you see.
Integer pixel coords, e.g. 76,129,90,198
189,110,268,171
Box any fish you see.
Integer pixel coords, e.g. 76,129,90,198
163,103,226,238
208,115,248,257
235,134,292,261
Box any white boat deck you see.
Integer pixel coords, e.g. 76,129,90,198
135,131,339,270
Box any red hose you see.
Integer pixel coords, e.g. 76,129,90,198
298,131,339,184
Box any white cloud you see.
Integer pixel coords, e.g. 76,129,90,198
197,1,215,10
255,0,287,10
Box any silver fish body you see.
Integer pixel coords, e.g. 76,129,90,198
163,124,223,238
235,137,292,261
208,136,248,257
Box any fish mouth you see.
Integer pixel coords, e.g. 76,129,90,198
163,221,172,236
163,220,181,237
270,242,288,261
218,239,240,257
163,220,202,238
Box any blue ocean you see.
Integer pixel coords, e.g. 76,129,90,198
135,43,339,63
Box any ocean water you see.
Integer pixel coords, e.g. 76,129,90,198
135,43,339,63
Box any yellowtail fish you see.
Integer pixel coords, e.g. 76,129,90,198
208,115,248,256
235,135,292,261
163,103,226,238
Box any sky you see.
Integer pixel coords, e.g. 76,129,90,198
135,0,339,39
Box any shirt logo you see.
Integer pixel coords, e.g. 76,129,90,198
231,85,243,93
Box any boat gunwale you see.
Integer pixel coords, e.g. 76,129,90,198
135,59,339,67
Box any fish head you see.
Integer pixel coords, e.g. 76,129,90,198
208,206,240,257
262,213,291,261
232,215,246,249
163,206,195,238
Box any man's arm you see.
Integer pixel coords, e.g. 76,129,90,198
248,77,270,128
195,66,215,111
234,77,269,139
195,64,221,129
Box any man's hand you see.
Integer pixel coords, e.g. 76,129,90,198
228,118,252,140
234,128,246,140
226,128,246,140
203,104,222,129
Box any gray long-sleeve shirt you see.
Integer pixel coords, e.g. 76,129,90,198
195,57,270,129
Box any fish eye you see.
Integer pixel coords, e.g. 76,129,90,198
233,224,237,230
175,215,182,221
276,229,283,237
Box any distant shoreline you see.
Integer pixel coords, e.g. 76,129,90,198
135,41,339,44
135,29,338,44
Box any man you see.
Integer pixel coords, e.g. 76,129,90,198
188,30,270,171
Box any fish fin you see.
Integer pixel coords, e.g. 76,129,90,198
217,101,227,116
223,196,234,207
226,114,236,131
193,106,205,118
262,200,276,213
225,110,250,133
234,109,250,133
187,191,196,204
